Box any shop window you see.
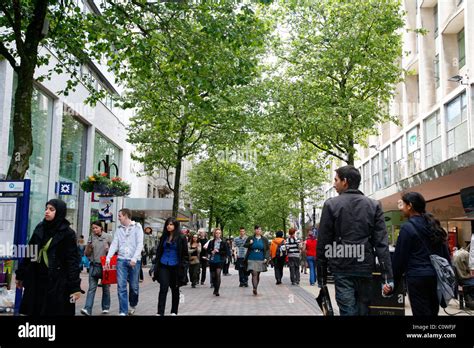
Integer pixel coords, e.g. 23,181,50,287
424,110,441,168
446,92,468,158
407,125,421,175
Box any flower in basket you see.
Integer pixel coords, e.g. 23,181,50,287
80,173,111,193
109,177,131,196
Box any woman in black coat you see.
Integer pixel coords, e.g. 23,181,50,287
15,199,82,316
152,217,189,315
207,228,230,296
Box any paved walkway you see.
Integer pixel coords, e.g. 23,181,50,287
75,265,323,316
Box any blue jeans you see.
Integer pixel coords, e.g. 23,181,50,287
307,256,317,285
333,273,372,316
84,263,110,313
117,259,140,315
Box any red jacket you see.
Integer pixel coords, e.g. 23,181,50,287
306,239,317,257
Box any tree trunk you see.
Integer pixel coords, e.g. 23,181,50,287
282,217,286,238
347,136,355,165
299,171,305,239
172,158,182,218
6,65,36,179
5,0,48,180
300,192,305,239
171,125,187,217
208,199,214,236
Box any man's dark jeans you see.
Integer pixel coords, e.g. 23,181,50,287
273,257,285,283
236,258,248,285
333,273,372,316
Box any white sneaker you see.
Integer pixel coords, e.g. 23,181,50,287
102,309,109,314
170,313,177,316
128,306,136,315
80,308,90,316
119,313,127,316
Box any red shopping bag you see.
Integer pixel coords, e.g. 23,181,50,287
100,255,117,285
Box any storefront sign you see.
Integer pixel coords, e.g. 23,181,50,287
0,182,24,192
98,196,114,221
56,182,73,195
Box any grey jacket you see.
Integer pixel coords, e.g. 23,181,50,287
316,189,393,279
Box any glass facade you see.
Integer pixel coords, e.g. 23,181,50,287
424,110,442,168
59,109,87,233
91,132,121,226
381,147,391,187
371,154,380,193
363,162,370,194
93,132,120,176
8,86,53,238
446,92,468,158
407,125,421,175
393,137,405,182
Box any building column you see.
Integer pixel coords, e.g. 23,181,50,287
81,125,96,240
0,61,14,178
48,101,64,199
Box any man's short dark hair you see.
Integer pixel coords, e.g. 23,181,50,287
335,165,361,190
254,225,260,230
119,208,132,219
239,227,245,230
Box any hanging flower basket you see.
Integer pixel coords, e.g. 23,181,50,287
80,173,131,197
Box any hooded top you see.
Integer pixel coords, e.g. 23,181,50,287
41,199,69,245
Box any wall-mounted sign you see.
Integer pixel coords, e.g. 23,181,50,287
98,196,114,221
56,182,73,195
0,182,24,192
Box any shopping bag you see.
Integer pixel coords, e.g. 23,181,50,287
316,285,334,316
100,255,117,285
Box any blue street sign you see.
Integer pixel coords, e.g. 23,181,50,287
57,182,73,195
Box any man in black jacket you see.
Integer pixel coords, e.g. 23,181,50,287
316,165,393,315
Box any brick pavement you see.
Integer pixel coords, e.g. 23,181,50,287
74,265,323,316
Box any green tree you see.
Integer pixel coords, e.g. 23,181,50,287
186,157,250,237
264,0,404,165
92,1,270,217
0,0,103,179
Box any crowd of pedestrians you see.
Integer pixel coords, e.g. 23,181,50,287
13,165,465,317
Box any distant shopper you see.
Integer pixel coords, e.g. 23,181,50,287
198,229,209,285
105,208,144,316
453,243,474,286
81,221,112,316
270,231,286,285
286,228,301,285
188,233,202,288
305,231,317,286
15,199,82,315
233,227,249,287
244,225,270,295
392,192,451,316
207,228,230,296
153,217,189,315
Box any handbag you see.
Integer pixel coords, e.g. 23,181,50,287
100,255,117,285
90,263,103,280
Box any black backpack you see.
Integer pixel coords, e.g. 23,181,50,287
276,240,287,258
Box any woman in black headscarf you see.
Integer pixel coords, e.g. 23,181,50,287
15,199,83,315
